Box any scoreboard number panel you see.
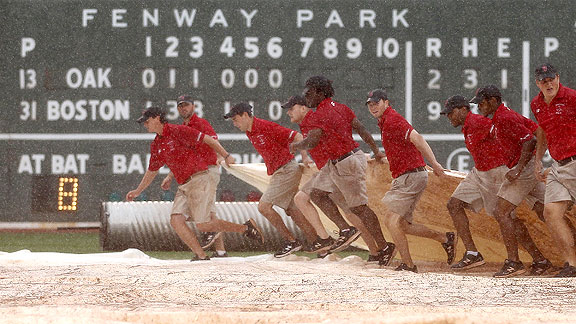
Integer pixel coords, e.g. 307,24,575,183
31,176,79,213
1,1,575,222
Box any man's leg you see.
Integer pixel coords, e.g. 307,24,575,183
341,211,380,255
544,201,575,265
513,218,546,262
212,235,226,254
170,213,207,258
400,221,445,242
309,189,350,230
196,219,247,233
350,204,388,249
258,201,296,241
207,212,227,256
493,198,521,262
286,205,318,243
294,191,331,239
383,212,413,268
447,197,486,270
199,211,225,249
399,220,456,265
534,201,576,244
447,197,477,252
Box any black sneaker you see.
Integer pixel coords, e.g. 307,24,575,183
330,227,362,253
555,262,576,277
378,242,397,266
317,251,331,259
210,251,229,258
274,240,303,258
529,259,552,276
367,254,380,263
190,255,210,261
441,232,457,264
200,232,222,249
243,219,264,243
493,259,526,278
395,263,418,273
309,236,336,253
451,252,485,270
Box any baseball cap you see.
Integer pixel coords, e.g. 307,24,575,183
137,106,165,123
281,95,307,109
535,63,558,81
469,85,502,104
365,89,388,104
223,102,253,119
177,95,194,105
441,95,470,115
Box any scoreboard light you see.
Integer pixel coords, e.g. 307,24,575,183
57,177,79,211
31,176,79,212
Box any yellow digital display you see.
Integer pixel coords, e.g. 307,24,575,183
31,176,79,213
57,177,78,211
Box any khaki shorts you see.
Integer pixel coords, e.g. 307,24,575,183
382,170,428,223
207,166,221,214
544,159,576,204
171,167,219,223
327,149,369,208
300,165,352,214
451,165,507,216
301,165,333,194
260,160,302,210
498,156,545,208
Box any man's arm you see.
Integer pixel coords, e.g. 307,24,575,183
126,169,159,201
290,128,322,153
293,132,313,166
409,129,445,177
161,171,174,190
203,136,236,166
506,136,536,182
534,126,549,182
351,118,384,160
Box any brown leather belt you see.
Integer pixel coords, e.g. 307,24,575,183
399,166,427,177
557,155,576,166
331,148,361,165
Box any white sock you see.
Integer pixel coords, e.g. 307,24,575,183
216,250,226,256
466,251,479,256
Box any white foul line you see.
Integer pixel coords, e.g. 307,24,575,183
522,41,531,118
405,41,413,124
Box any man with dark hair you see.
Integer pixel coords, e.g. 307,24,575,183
126,106,264,261
224,102,318,258
366,89,456,273
283,95,384,260
160,95,227,258
442,96,509,271
471,85,551,277
531,63,576,277
290,76,396,266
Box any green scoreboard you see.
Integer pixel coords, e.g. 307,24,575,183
1,0,575,223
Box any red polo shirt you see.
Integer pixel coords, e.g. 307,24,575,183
246,117,296,175
148,123,208,184
378,107,426,178
305,98,359,166
462,112,507,171
491,104,538,168
531,84,576,161
185,114,218,166
299,110,332,169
